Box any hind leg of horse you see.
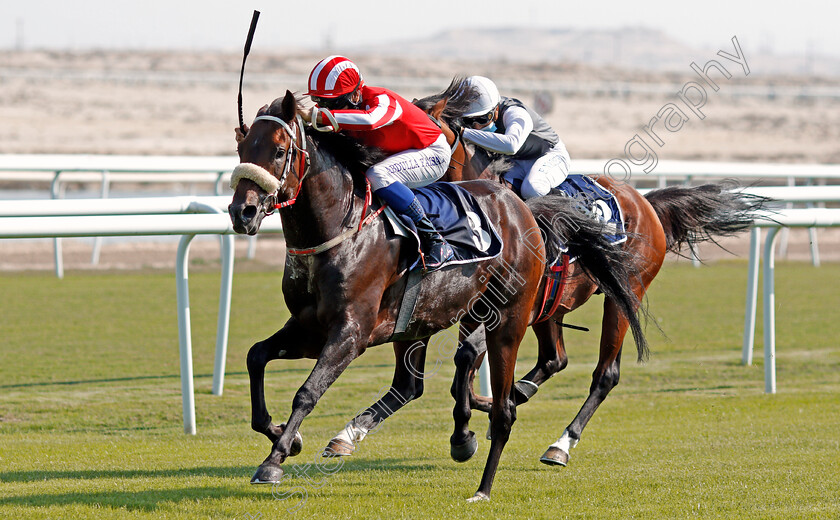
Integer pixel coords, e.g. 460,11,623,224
251,319,366,484
464,319,569,414
512,319,568,405
540,299,627,467
469,318,528,501
248,317,322,460
450,322,487,462
324,338,429,457
461,320,567,444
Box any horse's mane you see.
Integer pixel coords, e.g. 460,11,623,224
264,96,387,176
413,76,480,128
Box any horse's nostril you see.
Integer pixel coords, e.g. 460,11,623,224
243,205,257,220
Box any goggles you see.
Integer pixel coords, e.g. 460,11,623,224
311,90,357,111
464,110,495,127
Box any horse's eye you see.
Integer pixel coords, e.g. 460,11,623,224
275,148,286,161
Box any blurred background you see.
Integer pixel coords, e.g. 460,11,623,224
1,1,838,268
1,0,838,160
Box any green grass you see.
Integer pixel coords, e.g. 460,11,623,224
1,261,839,519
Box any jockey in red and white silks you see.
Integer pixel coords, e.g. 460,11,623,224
460,76,571,200
304,55,454,270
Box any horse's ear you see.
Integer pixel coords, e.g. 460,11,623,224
256,104,270,117
430,98,448,120
281,90,297,121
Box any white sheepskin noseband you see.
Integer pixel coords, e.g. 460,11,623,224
229,163,281,193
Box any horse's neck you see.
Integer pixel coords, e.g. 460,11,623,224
278,153,360,249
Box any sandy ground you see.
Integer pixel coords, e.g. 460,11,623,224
2,50,840,161
1,50,838,270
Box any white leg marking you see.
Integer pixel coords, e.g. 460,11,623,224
549,429,579,453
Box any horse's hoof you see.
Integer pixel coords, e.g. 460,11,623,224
323,438,355,457
466,491,490,503
450,431,477,463
278,423,303,458
539,446,569,467
290,432,303,457
513,379,539,404
250,463,284,484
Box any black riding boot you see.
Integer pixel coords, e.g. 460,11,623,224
415,216,455,271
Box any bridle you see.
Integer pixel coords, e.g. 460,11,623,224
235,112,385,256
251,113,311,214
425,112,465,171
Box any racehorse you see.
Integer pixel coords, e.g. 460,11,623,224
327,79,767,469
228,91,645,500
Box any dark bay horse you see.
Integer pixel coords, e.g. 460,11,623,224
328,80,767,468
228,91,642,500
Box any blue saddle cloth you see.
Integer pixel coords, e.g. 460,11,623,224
554,174,627,248
387,183,503,269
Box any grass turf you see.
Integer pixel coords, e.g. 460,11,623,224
1,261,839,519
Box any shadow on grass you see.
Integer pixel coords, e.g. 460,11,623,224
0,458,443,484
0,363,398,390
0,459,452,511
0,465,255,483
0,486,261,512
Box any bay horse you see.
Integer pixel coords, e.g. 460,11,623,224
228,91,644,500
327,79,767,468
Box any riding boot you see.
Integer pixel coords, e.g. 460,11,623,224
415,215,455,271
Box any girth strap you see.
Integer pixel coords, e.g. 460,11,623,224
534,254,570,324
391,267,424,340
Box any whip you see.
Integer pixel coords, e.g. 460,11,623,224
237,10,261,133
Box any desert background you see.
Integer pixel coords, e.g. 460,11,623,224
1,26,839,269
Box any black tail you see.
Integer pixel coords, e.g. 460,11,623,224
644,181,770,257
527,195,650,362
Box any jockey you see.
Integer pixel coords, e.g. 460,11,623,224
303,55,454,271
459,76,571,200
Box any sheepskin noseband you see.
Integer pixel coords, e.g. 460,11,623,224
229,163,281,193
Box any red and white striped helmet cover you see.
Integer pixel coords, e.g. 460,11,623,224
306,55,364,98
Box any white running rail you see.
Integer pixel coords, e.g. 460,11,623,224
0,200,283,435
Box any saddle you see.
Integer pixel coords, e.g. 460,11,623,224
384,182,504,340
381,182,504,271
551,174,627,247
534,174,628,323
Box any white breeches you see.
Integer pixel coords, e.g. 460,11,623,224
366,134,451,190
503,144,572,200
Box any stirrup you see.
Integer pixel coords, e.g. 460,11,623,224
421,241,454,272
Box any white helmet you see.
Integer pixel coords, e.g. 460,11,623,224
462,76,500,117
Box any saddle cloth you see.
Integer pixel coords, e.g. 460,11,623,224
553,174,627,253
534,175,626,322
382,182,503,270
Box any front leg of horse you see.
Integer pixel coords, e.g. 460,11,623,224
247,319,321,484
450,322,484,462
470,324,525,502
324,339,429,457
251,323,365,484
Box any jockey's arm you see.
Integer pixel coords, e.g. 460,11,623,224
317,93,396,132
462,106,534,155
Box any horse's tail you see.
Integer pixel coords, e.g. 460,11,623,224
644,181,770,257
526,195,650,362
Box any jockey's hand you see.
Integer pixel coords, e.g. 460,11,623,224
450,120,464,139
234,125,248,144
301,106,314,124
